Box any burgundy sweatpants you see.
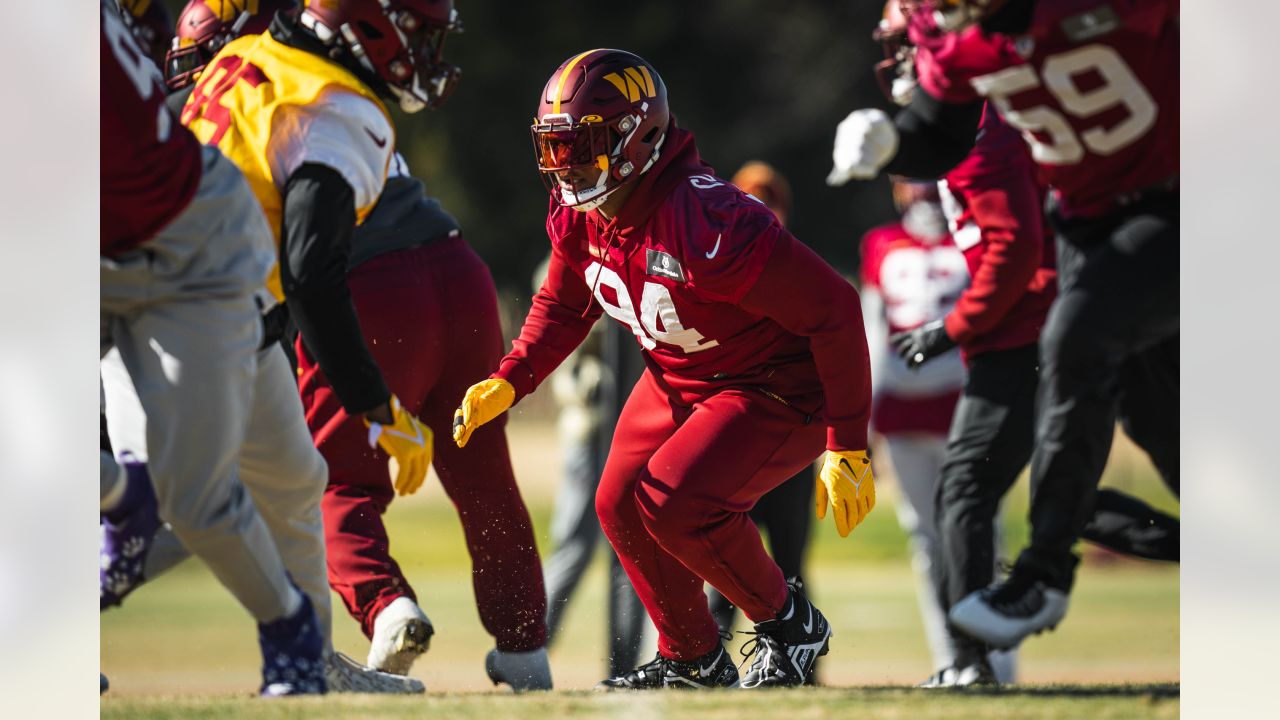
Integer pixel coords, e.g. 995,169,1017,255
297,237,547,651
595,369,826,661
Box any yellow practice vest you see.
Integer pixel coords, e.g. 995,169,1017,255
180,32,393,300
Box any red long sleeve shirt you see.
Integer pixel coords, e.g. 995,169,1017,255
496,125,872,451
939,107,1057,358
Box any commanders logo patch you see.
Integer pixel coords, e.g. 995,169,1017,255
1061,5,1120,42
646,249,686,282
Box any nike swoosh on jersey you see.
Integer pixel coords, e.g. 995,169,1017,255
364,127,388,148
705,233,722,259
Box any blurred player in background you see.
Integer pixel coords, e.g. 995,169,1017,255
101,3,325,696
829,0,1179,651
161,0,551,690
115,0,173,69
857,177,1017,684
707,161,818,666
454,49,875,690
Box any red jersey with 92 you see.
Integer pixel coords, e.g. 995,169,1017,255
101,5,203,256
912,0,1178,218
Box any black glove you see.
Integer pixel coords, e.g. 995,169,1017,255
888,319,957,369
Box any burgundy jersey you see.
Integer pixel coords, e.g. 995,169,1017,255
939,106,1057,357
101,5,203,256
497,127,871,451
859,221,966,436
860,222,968,336
912,0,1179,218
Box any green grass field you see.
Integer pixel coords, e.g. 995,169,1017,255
101,416,1179,716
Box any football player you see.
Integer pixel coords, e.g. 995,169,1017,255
453,50,875,689
114,0,173,69
828,0,1179,650
857,178,1011,685
101,3,324,696
104,0,480,694
158,0,551,689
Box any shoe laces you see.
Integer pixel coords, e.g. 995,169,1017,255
736,628,783,679
621,653,668,683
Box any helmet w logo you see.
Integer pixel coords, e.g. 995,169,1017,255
603,66,657,102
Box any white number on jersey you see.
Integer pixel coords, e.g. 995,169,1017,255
585,262,719,354
102,8,163,101
970,44,1157,165
878,246,970,330
103,7,171,141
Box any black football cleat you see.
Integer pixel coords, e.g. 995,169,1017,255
949,569,1069,650
596,645,738,690
739,580,832,689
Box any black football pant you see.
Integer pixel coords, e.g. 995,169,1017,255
1018,192,1180,591
934,344,1039,660
935,340,1180,659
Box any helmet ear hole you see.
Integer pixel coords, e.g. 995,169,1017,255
641,127,659,144
357,21,385,41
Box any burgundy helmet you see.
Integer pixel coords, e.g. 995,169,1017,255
116,0,174,69
298,0,462,113
873,0,920,106
531,49,670,212
165,1,296,90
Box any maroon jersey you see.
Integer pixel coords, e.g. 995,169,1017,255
912,0,1178,218
859,222,966,436
939,106,1057,357
496,126,872,451
859,223,968,336
101,5,203,256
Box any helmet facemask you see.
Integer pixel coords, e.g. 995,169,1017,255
873,23,918,106
165,11,249,90
381,7,462,113
302,2,462,114
532,110,664,212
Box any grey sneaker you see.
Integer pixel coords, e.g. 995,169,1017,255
485,647,553,691
325,650,424,694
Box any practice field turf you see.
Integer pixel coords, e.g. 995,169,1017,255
102,685,1180,720
101,416,1179,712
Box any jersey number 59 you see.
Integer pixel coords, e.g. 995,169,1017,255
971,44,1157,166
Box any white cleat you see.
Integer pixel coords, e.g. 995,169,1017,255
919,658,998,688
367,596,434,676
325,650,424,694
485,647,553,691
949,578,1069,650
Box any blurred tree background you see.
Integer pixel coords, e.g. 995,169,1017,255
158,0,897,319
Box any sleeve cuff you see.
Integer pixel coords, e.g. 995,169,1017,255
826,424,869,453
944,311,975,345
493,358,537,403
